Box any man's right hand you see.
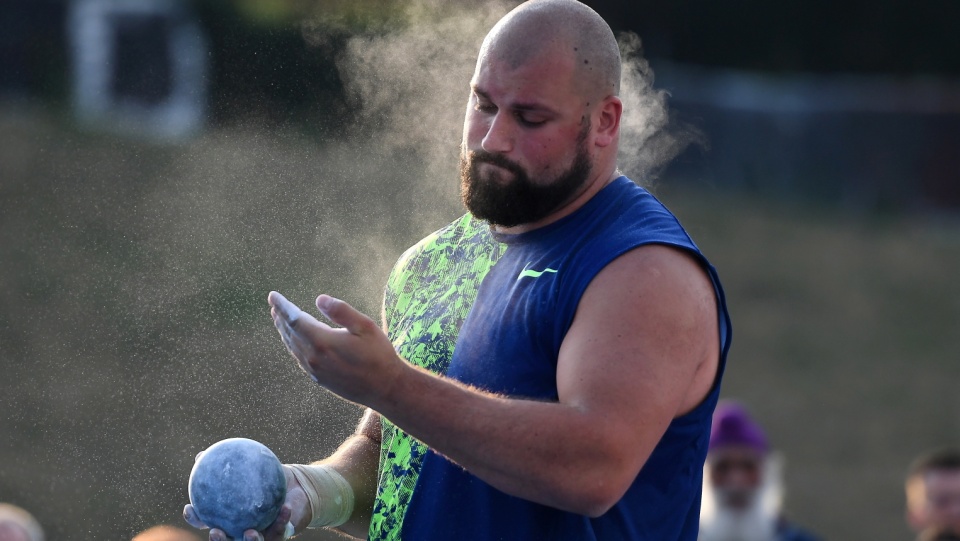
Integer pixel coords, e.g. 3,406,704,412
183,465,312,541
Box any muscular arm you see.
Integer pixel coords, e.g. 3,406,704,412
271,244,719,517
318,408,381,539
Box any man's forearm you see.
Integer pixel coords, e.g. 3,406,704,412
366,363,651,517
318,411,381,538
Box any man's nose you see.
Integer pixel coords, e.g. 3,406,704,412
726,468,751,488
481,113,513,154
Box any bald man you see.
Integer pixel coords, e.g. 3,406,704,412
184,1,731,540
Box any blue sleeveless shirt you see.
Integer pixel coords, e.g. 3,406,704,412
399,176,732,540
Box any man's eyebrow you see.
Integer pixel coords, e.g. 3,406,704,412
471,85,556,114
471,85,488,99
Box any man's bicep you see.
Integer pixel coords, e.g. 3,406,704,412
556,244,720,457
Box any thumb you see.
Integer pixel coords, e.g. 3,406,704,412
316,295,372,335
183,504,208,530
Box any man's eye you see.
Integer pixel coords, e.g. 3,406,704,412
475,102,497,113
517,114,546,127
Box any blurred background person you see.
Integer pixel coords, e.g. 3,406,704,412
699,401,821,541
906,448,960,539
0,504,43,541
132,524,201,541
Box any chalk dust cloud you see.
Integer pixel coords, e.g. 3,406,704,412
0,1,697,538
307,0,700,198
615,31,705,183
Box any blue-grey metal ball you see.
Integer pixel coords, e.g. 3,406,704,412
188,438,286,540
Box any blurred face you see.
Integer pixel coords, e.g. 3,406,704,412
707,446,766,510
0,522,30,541
460,45,595,227
912,470,960,533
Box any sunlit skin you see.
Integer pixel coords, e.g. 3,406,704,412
462,37,620,233
707,446,765,511
132,525,204,541
184,2,721,540
908,470,960,534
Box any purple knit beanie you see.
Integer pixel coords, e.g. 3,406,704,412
709,401,769,453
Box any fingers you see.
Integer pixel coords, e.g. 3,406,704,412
268,291,301,353
245,506,293,541
272,315,321,383
316,294,375,336
185,498,293,541
275,505,293,529
269,507,295,540
270,291,366,336
268,291,300,326
183,505,230,541
269,291,377,386
269,293,320,357
272,313,306,357
183,504,208,529
269,293,329,338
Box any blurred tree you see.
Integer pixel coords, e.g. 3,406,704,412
0,0,69,101
587,0,960,75
189,0,349,129
3,0,957,122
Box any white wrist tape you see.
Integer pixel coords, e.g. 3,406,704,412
287,463,355,529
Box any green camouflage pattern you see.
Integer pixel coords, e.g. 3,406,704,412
369,214,502,541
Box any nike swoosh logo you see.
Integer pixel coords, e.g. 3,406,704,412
518,267,558,279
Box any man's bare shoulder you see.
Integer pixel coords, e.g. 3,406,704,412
560,242,720,416
593,242,717,306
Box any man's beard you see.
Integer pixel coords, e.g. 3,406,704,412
699,455,784,541
459,125,592,228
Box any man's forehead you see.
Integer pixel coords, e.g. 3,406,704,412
472,46,576,98
481,25,570,68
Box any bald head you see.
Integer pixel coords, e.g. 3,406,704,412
478,0,621,101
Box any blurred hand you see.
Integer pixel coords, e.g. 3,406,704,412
183,465,309,541
268,291,403,406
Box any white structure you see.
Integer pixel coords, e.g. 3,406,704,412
68,0,208,140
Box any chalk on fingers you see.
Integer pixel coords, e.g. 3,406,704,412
269,291,300,325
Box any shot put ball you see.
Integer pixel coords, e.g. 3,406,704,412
188,438,286,539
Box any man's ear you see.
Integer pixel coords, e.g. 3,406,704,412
593,95,622,148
